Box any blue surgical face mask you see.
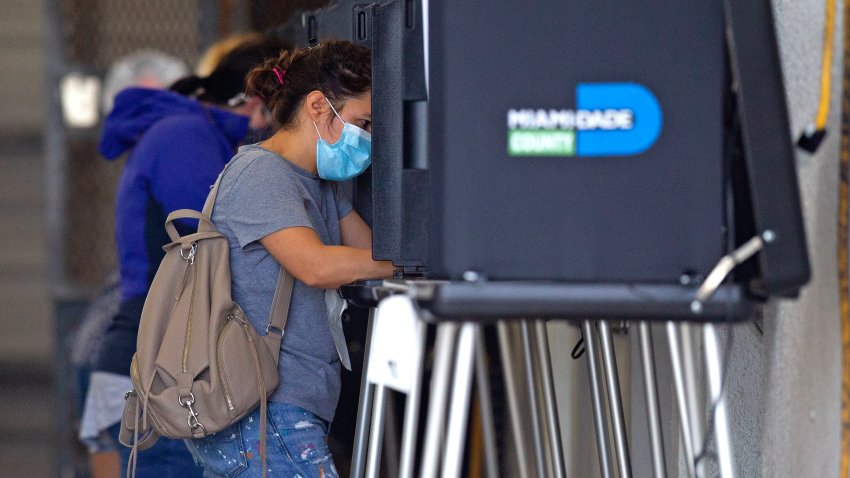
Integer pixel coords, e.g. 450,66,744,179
314,97,372,181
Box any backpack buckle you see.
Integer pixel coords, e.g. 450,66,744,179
177,392,195,408
180,242,198,264
265,324,283,336
178,392,208,437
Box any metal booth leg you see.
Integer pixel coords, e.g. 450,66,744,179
598,320,632,478
534,321,567,478
582,320,614,478
351,309,377,478
365,383,387,478
638,321,667,478
420,322,460,478
474,326,501,478
398,319,428,478
666,321,697,478
381,391,400,477
680,323,705,478
703,324,735,478
359,295,427,478
497,322,533,478
520,320,549,478
441,323,478,478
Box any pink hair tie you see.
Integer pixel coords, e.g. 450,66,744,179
272,67,285,86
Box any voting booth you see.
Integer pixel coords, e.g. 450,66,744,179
286,0,809,317
393,1,808,318
282,1,810,477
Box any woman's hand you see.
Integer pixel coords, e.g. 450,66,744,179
260,226,393,289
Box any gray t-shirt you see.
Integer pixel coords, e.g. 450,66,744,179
212,144,353,422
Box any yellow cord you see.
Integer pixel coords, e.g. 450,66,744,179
817,0,837,129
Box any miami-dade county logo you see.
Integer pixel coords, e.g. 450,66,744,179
507,83,662,157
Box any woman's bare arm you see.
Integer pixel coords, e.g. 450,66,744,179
260,226,393,289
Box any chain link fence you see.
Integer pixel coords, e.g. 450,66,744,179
53,0,201,291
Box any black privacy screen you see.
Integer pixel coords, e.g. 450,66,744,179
423,1,726,282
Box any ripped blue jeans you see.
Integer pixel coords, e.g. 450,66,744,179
185,402,338,478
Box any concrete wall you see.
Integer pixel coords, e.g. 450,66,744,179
0,0,51,368
0,0,44,137
0,2,54,476
721,1,844,475
760,1,844,475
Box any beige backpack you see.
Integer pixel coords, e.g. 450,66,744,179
119,166,292,477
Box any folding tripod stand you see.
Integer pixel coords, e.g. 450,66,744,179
346,277,745,478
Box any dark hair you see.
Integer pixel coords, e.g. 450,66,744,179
170,35,291,105
246,40,371,129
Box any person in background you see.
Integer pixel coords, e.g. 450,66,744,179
100,50,190,115
79,34,289,477
72,48,189,478
196,32,265,77
186,39,394,478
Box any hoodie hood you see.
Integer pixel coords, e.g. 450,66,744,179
99,87,249,160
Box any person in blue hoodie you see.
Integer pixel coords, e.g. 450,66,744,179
79,35,289,477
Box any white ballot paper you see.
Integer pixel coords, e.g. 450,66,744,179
366,295,423,393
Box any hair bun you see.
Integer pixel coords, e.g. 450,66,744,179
245,40,371,130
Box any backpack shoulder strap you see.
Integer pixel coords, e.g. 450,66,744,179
266,267,294,337
164,209,216,242
202,157,241,219
207,158,295,351
201,170,226,219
